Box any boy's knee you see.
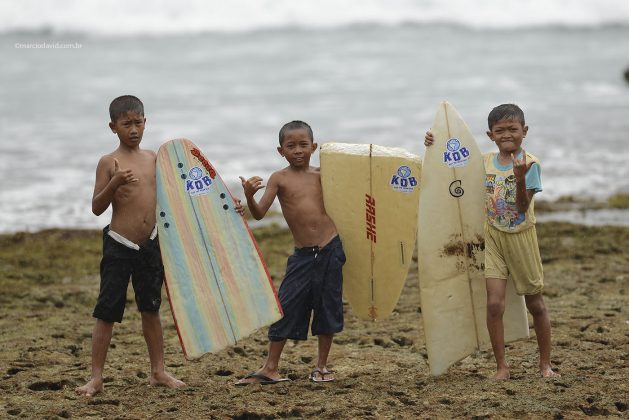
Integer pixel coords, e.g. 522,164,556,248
486,299,505,317
525,295,546,316
526,301,546,317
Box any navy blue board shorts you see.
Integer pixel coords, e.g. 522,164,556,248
268,235,346,341
92,225,164,323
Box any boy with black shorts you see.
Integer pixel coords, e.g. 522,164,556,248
76,95,185,396
236,120,345,384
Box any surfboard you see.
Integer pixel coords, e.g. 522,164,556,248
320,143,421,321
156,138,283,360
418,101,529,376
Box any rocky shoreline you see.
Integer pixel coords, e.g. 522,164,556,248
0,219,627,418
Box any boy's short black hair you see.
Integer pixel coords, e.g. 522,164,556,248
279,120,313,145
488,104,525,129
109,95,144,122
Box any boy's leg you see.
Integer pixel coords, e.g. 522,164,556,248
317,334,333,369
141,311,186,388
76,319,113,397
486,277,509,379
310,237,344,382
262,339,287,376
524,293,560,378
236,251,312,385
310,334,335,381
235,339,287,384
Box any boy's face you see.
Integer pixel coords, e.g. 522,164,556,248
486,118,528,154
277,128,317,168
109,111,146,148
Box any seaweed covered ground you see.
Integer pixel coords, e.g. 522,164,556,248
0,221,627,419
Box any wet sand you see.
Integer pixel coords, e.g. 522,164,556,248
0,222,627,419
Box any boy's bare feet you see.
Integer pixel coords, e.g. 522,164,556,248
494,367,510,380
540,365,560,378
149,371,186,388
76,377,104,397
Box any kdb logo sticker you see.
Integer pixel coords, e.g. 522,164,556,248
443,138,470,168
390,165,418,193
185,166,213,196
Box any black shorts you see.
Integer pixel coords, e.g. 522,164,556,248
268,235,345,341
92,226,164,323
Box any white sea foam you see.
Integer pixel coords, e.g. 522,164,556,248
1,0,629,35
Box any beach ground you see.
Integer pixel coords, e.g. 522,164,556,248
0,221,627,419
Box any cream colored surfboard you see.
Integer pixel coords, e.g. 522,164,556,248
321,143,421,321
418,101,529,376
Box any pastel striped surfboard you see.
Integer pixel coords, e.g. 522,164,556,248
156,138,282,359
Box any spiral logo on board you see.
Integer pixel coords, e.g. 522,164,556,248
449,180,464,197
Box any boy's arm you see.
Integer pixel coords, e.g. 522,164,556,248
512,152,535,213
92,157,137,215
239,173,279,220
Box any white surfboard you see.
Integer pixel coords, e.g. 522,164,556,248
418,101,529,376
321,143,421,321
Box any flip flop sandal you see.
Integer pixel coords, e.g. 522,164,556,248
235,372,290,386
309,368,335,383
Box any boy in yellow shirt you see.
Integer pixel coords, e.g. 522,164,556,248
425,104,560,379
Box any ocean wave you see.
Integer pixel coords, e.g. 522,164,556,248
1,0,629,35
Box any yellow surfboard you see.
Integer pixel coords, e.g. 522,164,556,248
321,143,421,321
418,101,529,376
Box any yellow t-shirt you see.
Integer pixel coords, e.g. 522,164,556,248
484,151,541,233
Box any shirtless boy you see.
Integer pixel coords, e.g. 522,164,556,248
236,120,346,384
76,95,185,396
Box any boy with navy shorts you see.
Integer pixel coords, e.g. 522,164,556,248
236,120,345,384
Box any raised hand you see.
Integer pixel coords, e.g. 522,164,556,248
112,158,138,186
239,176,265,198
511,151,531,179
424,130,434,147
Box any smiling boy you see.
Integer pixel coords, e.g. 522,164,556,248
236,120,346,384
425,104,560,379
